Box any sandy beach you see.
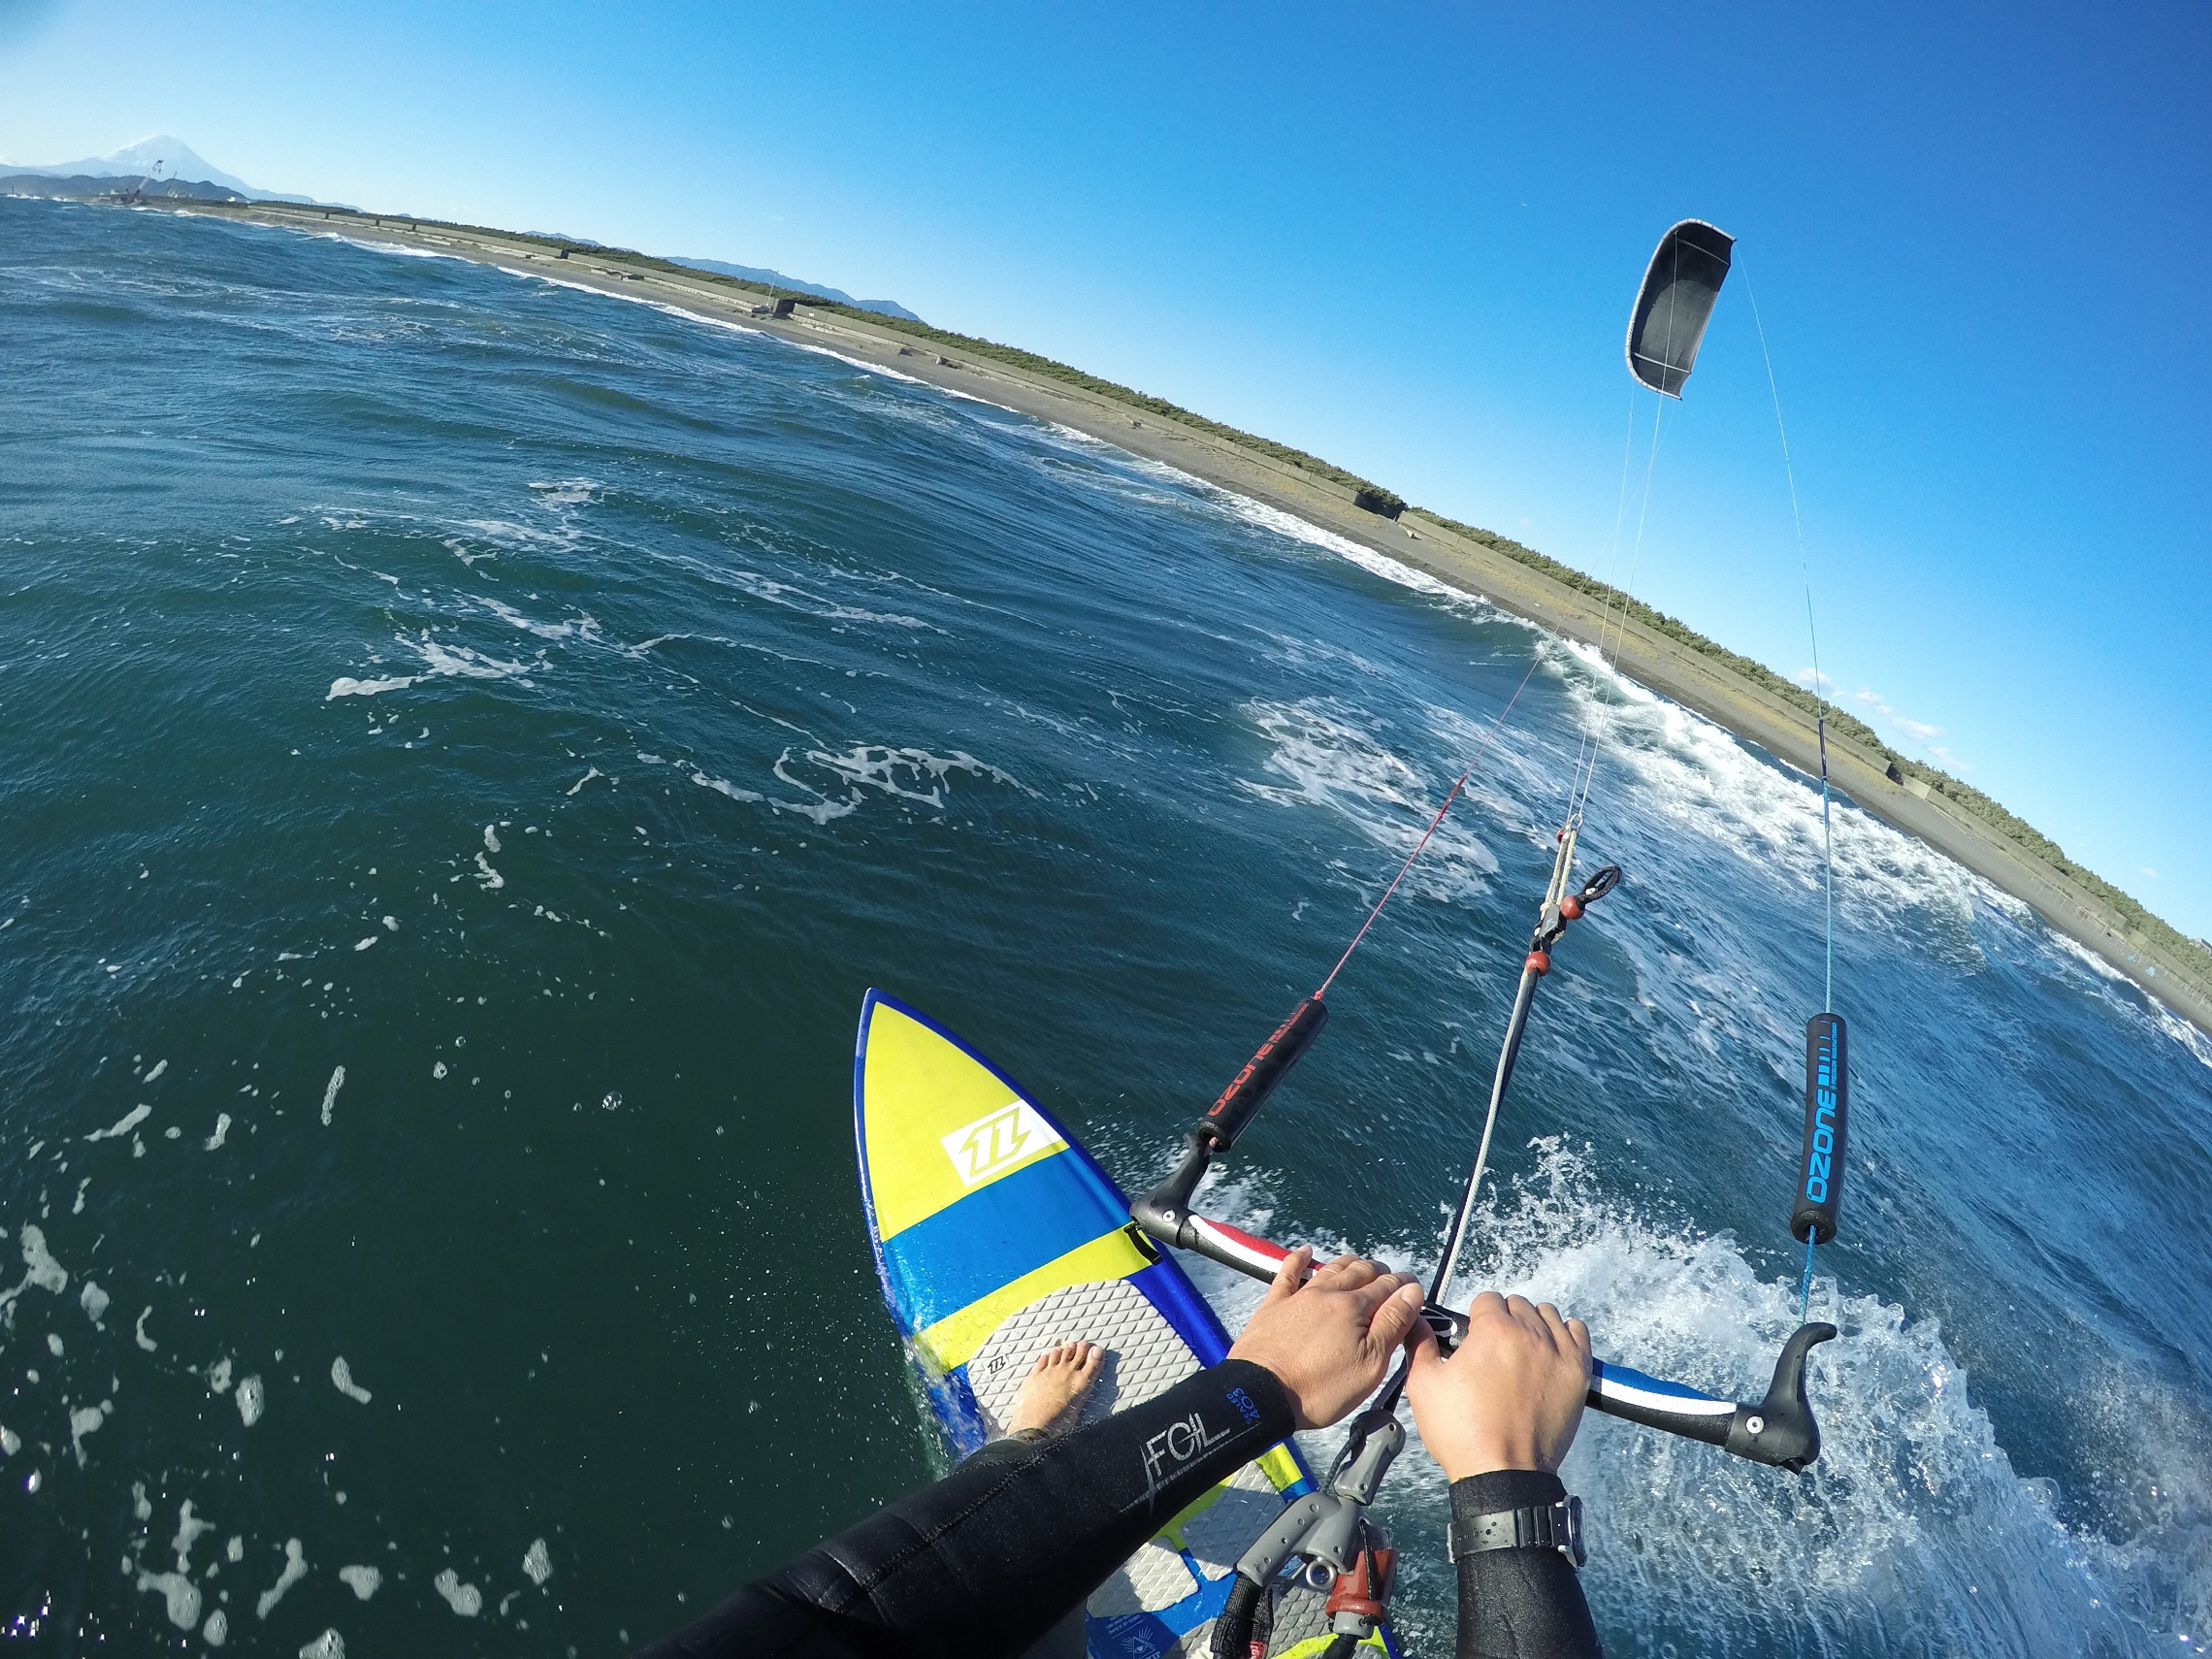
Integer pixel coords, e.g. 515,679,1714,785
166,199,2212,1038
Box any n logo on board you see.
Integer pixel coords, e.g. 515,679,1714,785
941,1100,1063,1187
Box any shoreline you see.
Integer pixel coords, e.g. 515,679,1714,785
153,199,2212,1039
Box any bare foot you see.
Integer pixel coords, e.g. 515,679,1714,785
1004,1341,1104,1437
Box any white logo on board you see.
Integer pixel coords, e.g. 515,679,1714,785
941,1100,1063,1187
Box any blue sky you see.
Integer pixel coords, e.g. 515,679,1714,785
6,1,2208,939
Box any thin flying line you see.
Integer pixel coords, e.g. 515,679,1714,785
1316,656,1544,999
1746,256,1838,1321
1562,392,1643,826
1569,393,1665,830
1742,263,1836,1015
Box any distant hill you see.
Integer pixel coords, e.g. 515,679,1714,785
0,145,910,319
1,173,247,203
669,257,922,322
0,136,313,204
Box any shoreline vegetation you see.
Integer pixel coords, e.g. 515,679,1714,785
117,195,2212,1036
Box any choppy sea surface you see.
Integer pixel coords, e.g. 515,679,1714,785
3,194,2208,1656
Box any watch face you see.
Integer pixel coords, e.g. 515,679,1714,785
1561,1494,1587,1570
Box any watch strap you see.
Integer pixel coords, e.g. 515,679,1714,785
1448,1494,1584,1569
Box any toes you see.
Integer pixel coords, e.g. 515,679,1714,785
1031,1340,1101,1379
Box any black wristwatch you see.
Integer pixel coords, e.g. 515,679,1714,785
1448,1494,1585,1570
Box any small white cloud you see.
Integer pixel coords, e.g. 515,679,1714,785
1854,687,1952,757
1793,667,1838,696
2141,866,2162,879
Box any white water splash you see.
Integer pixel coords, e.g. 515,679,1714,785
804,742,1036,808
527,477,598,504
1249,1144,2158,1657
1237,698,1499,906
83,1104,150,1142
330,1357,372,1404
327,673,420,699
173,1499,216,1572
478,596,602,641
433,1567,483,1616
329,631,536,700
135,1568,202,1630
255,1538,307,1618
690,770,765,803
7,1223,68,1299
714,567,937,631
67,1398,110,1463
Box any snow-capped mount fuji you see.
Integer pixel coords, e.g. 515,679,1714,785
0,135,298,200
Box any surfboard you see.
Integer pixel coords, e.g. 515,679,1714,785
854,989,1396,1659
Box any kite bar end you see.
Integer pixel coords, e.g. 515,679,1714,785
1724,1322,1838,1473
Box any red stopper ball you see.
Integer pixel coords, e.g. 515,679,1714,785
1560,895,1584,921
1525,950,1551,976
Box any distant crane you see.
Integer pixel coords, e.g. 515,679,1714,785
123,159,165,204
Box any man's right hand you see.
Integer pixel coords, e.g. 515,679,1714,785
1405,1291,1591,1480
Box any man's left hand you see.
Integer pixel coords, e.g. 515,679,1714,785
1227,1247,1425,1429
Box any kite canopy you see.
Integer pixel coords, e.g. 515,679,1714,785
1625,219,1735,397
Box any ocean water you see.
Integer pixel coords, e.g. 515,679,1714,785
2,194,2208,1657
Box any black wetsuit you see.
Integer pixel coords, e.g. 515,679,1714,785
634,1358,1601,1659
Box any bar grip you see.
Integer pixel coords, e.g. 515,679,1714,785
1590,1323,1835,1472
1428,1305,1835,1471
1199,995,1328,1151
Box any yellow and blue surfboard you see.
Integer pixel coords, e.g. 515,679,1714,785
854,989,1396,1659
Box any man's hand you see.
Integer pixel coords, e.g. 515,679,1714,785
1405,1291,1591,1480
1227,1247,1425,1430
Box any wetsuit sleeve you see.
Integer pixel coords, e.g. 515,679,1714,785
633,1357,1295,1659
1448,1470,1603,1659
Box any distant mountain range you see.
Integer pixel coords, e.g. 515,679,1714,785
669,258,922,322
2,173,244,203
0,136,923,322
0,135,313,204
